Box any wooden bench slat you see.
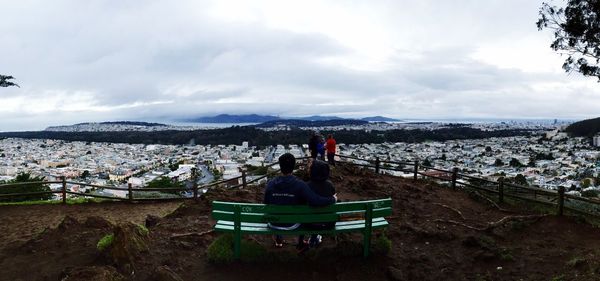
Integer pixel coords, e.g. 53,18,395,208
211,207,392,223
216,217,388,228
212,198,392,214
214,218,389,234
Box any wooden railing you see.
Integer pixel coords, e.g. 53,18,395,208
0,157,309,204
335,153,600,218
5,152,597,219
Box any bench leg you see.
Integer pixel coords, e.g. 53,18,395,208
363,204,373,258
234,232,241,259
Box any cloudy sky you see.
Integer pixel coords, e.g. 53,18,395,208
0,0,598,131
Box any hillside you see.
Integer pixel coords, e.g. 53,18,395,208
565,117,600,137
1,164,599,280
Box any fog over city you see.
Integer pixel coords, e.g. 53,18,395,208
1,0,599,131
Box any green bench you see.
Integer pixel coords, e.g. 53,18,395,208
211,198,392,259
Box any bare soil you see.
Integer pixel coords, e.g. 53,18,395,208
1,164,599,281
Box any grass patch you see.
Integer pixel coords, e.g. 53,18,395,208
499,248,515,261
551,274,565,281
566,256,587,267
373,232,392,255
206,234,267,263
97,234,114,252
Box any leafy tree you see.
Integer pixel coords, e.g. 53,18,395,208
581,178,592,188
494,158,504,167
80,170,91,179
509,158,524,168
485,146,492,153
537,1,600,80
146,176,184,195
506,174,529,186
0,172,51,202
421,158,432,167
581,189,599,197
0,75,19,88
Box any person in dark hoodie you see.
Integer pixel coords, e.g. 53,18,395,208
308,131,319,159
264,153,336,249
305,159,336,247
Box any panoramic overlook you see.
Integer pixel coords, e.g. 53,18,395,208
2,1,600,280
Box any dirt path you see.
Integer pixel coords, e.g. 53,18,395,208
0,201,182,250
1,164,600,280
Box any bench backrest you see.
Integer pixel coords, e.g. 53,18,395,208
212,198,392,224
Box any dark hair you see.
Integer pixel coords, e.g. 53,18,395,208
278,153,295,174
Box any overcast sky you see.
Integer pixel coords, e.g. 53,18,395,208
0,0,597,131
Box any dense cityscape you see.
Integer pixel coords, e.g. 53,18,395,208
1,120,599,200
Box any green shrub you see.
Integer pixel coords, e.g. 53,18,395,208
97,234,114,252
373,233,392,255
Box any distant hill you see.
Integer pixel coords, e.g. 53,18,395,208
565,117,600,137
186,114,280,123
255,119,368,128
184,114,404,123
293,115,345,121
46,121,169,132
361,116,401,122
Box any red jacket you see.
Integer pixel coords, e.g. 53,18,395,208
326,138,336,153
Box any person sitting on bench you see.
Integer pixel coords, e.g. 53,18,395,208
263,153,337,250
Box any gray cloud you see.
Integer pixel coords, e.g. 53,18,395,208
1,0,599,131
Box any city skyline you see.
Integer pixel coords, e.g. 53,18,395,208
2,0,600,131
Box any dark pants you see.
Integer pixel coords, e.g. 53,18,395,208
327,153,335,166
310,150,318,159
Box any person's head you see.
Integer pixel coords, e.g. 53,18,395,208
310,159,330,182
278,153,296,175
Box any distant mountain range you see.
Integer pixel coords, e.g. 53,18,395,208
254,119,368,128
185,114,401,123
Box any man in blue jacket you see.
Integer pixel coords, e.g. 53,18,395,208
264,153,336,250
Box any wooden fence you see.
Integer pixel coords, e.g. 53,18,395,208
0,157,309,204
3,153,599,219
335,154,600,218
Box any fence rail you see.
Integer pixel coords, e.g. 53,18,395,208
3,154,600,219
334,153,600,218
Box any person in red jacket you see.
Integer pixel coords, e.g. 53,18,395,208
325,134,336,166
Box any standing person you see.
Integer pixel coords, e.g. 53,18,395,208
305,159,336,247
264,153,336,250
308,131,319,159
326,134,336,166
317,135,326,161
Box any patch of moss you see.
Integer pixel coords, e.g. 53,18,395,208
551,274,565,281
97,234,114,252
135,224,149,236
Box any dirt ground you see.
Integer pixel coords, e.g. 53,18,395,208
1,164,600,281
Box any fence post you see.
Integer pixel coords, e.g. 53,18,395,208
128,183,133,203
61,176,67,205
558,186,565,216
451,167,458,190
375,157,380,174
192,167,198,201
498,177,504,203
242,170,247,189
413,160,419,180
